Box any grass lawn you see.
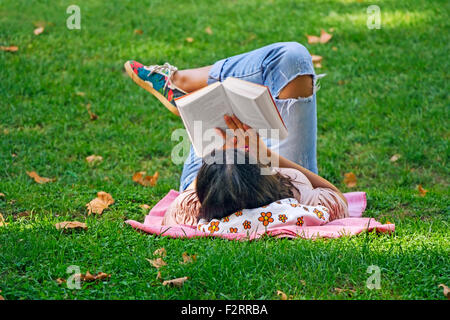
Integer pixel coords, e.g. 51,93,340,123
0,0,449,300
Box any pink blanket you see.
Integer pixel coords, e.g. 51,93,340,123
125,190,394,240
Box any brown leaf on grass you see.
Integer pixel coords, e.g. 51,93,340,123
0,290,4,300
156,270,162,281
140,204,151,210
56,278,66,284
132,171,159,187
75,271,111,282
438,284,450,300
134,29,143,35
26,171,55,184
307,29,333,44
417,185,428,197
55,221,87,231
86,191,114,215
17,211,30,218
86,154,103,163
0,193,5,199
277,290,288,300
181,252,197,264
319,29,333,43
343,172,357,188
33,27,44,35
390,154,401,162
0,46,19,52
162,276,189,288
0,213,7,227
146,257,167,268
205,26,213,35
153,247,167,257
311,54,323,68
95,272,111,281
86,103,98,121
185,37,194,43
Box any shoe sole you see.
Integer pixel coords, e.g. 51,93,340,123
124,61,180,116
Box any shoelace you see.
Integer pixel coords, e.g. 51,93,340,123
149,62,178,91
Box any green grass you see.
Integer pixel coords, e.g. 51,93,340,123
0,0,449,300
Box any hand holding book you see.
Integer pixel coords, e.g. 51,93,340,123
214,114,272,165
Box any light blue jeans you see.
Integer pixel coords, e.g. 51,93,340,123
179,42,318,191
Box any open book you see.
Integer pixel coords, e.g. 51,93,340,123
175,77,288,157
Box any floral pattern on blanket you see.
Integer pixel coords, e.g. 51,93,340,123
197,198,330,235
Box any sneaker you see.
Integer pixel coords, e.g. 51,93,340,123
124,60,187,116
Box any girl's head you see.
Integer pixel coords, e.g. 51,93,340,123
195,148,294,221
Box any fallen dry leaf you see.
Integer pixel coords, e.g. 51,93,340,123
156,270,162,281
140,204,151,210
86,154,103,163
311,54,323,68
146,257,167,268
185,37,194,43
0,46,19,52
0,193,5,199
0,213,7,227
56,278,66,284
343,172,357,188
417,185,428,197
75,271,111,282
390,154,401,162
162,276,189,288
277,290,288,300
205,26,213,35
438,284,450,300
17,211,30,218
132,171,159,187
153,247,167,257
95,272,111,281
86,191,114,215
0,290,4,300
55,221,87,231
319,29,333,43
86,103,98,121
33,27,44,35
26,171,55,184
181,252,197,264
134,29,143,35
307,29,333,44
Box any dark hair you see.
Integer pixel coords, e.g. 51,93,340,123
195,148,295,221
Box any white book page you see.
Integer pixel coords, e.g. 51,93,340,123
177,84,232,157
222,80,271,138
223,77,288,140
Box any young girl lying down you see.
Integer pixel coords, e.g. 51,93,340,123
124,42,349,231
162,115,348,228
